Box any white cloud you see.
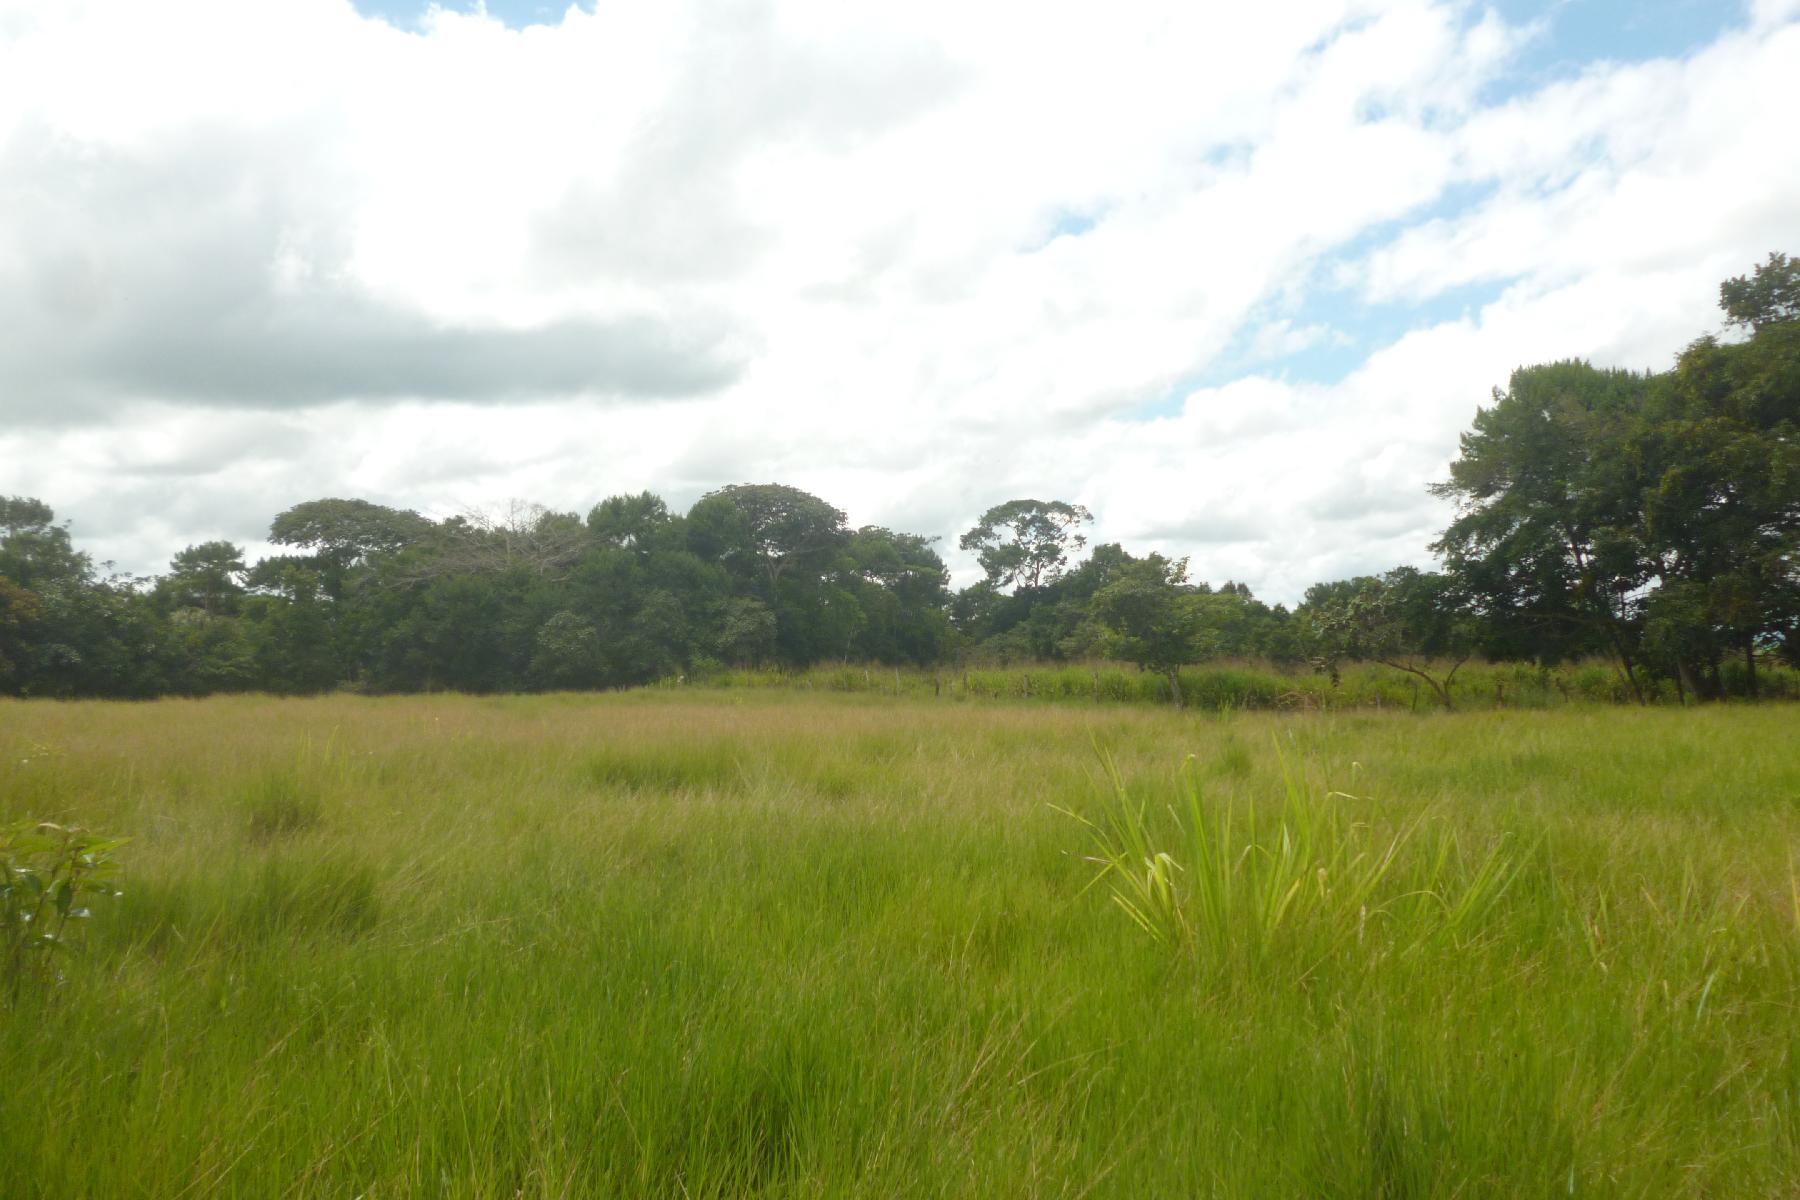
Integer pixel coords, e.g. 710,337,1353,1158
1,0,1796,602
1753,0,1800,26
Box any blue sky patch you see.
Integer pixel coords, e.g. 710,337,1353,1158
355,0,590,30
1129,274,1513,422
1021,209,1102,253
1117,1,1745,413
1494,0,1744,84
351,1,1744,66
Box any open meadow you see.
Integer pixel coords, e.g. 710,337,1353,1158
3,691,1800,1197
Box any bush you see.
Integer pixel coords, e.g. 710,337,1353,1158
1,820,126,1002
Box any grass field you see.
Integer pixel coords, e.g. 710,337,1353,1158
688,656,1800,709
3,692,1799,1197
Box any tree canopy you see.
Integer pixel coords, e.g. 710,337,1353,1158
2,254,1793,704
959,500,1093,592
1720,251,1800,331
1430,261,1799,700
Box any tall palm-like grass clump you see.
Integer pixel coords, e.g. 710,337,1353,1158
1063,750,1517,975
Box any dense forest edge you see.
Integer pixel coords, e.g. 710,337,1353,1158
3,254,1796,707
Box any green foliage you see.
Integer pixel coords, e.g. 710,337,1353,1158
163,607,258,693
1431,361,1653,677
587,490,673,550
11,574,184,698
529,610,606,689
1643,318,1800,696
0,496,91,591
1303,567,1476,708
711,596,778,666
951,542,1300,670
1720,250,1800,330
698,483,848,589
842,526,953,664
1427,256,1800,699
242,568,343,694
958,498,1092,591
1063,752,1516,973
161,540,246,616
1,820,126,1002
1089,554,1213,703
268,498,434,596
0,576,41,687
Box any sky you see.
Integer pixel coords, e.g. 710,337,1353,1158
2,0,1797,602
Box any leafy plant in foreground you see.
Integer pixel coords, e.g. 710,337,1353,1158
1061,751,1516,974
1,820,126,1002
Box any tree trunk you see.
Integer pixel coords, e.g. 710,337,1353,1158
1576,540,1646,705
1167,668,1184,709
1444,657,1470,710
1378,658,1456,710
1745,637,1759,699
1675,658,1698,705
1609,635,1647,705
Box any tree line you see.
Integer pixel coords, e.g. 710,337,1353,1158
2,254,1794,704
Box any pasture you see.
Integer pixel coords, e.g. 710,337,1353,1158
3,692,1798,1196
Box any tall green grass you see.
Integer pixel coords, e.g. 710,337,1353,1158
1064,749,1518,973
1,692,1798,1196
688,655,1800,711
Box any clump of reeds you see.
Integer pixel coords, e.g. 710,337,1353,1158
1061,749,1517,974
244,768,324,839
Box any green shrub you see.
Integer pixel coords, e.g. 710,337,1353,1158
1,820,127,1002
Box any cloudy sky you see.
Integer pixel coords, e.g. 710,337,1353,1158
3,0,1797,600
